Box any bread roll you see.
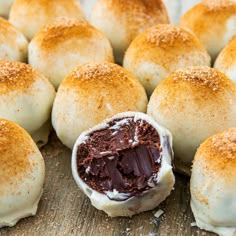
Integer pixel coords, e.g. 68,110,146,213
90,0,169,64
214,36,236,82
52,62,148,149
123,24,211,96
0,119,45,228
147,66,236,175
179,0,236,61
191,128,236,236
0,61,55,146
72,112,174,217
29,17,114,89
0,17,28,62
0,0,14,18
9,0,84,40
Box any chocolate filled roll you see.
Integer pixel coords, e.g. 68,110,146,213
72,112,175,217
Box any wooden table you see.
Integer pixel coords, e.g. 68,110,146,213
0,132,214,236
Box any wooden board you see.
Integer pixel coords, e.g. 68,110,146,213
0,132,215,236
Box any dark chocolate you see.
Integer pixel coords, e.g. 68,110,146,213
76,117,163,201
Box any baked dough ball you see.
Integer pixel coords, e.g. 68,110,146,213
9,0,84,40
72,112,175,217
163,0,202,25
0,17,28,62
147,66,236,175
52,62,148,149
0,118,45,228
191,128,236,236
214,36,236,83
179,0,236,61
0,61,56,146
29,17,114,89
89,0,169,64
123,24,211,96
0,0,14,18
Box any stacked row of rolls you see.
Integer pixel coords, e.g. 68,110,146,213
0,1,235,236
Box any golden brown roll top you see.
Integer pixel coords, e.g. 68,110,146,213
90,0,169,63
9,0,84,40
0,17,28,62
179,0,236,61
0,60,36,92
28,17,114,88
123,24,211,96
61,62,146,102
0,118,45,228
194,128,236,179
52,62,148,149
0,60,55,146
147,66,236,175
191,128,236,236
164,66,232,94
214,36,236,82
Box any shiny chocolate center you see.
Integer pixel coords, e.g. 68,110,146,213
76,117,162,201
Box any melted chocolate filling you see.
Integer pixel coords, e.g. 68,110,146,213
76,117,163,201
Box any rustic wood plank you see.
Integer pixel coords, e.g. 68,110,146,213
0,132,215,236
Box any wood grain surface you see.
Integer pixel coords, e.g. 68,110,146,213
0,132,215,236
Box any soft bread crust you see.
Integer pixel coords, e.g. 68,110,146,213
90,0,169,64
0,0,14,18
52,62,148,149
147,66,236,175
214,36,236,82
191,128,236,236
123,24,211,96
71,111,175,217
0,119,45,228
179,0,236,60
0,61,55,145
29,17,114,88
0,17,28,62
9,0,84,40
